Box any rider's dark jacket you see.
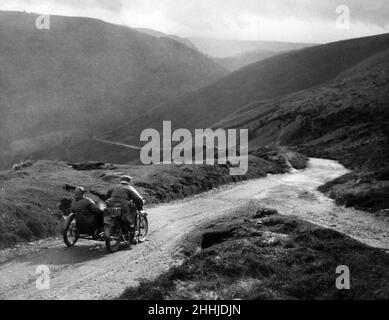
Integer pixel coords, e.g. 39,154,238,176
105,182,144,225
106,182,144,211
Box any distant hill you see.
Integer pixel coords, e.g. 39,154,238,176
136,31,304,71
136,28,198,51
213,49,283,71
0,12,226,168
189,37,315,58
106,34,389,147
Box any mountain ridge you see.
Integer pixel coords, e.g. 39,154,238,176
105,33,389,147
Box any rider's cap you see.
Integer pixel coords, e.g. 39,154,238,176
120,175,133,183
74,186,86,199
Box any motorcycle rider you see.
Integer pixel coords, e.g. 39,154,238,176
71,187,104,238
106,176,144,243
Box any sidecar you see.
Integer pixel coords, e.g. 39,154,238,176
62,212,104,247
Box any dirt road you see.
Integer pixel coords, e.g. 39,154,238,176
0,159,388,300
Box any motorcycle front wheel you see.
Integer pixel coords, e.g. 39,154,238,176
105,224,123,253
137,215,149,243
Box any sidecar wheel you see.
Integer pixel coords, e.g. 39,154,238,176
63,216,79,247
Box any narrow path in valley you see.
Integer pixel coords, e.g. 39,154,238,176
0,159,387,300
93,137,141,150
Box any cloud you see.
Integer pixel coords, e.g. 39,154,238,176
0,0,388,43
0,0,123,22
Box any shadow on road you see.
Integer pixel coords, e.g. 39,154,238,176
15,242,111,266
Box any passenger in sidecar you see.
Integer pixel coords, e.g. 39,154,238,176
70,187,104,238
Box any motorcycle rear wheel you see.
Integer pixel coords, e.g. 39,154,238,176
105,225,123,253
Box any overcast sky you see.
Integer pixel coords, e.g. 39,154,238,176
1,0,388,43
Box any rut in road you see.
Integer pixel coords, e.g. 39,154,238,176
0,158,388,300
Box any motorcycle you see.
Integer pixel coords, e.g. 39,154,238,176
62,200,149,253
103,203,149,253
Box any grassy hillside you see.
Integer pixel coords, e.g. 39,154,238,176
120,204,389,300
107,34,389,146
0,11,226,168
217,49,389,212
0,149,307,249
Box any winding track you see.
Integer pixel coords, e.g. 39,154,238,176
0,159,388,300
